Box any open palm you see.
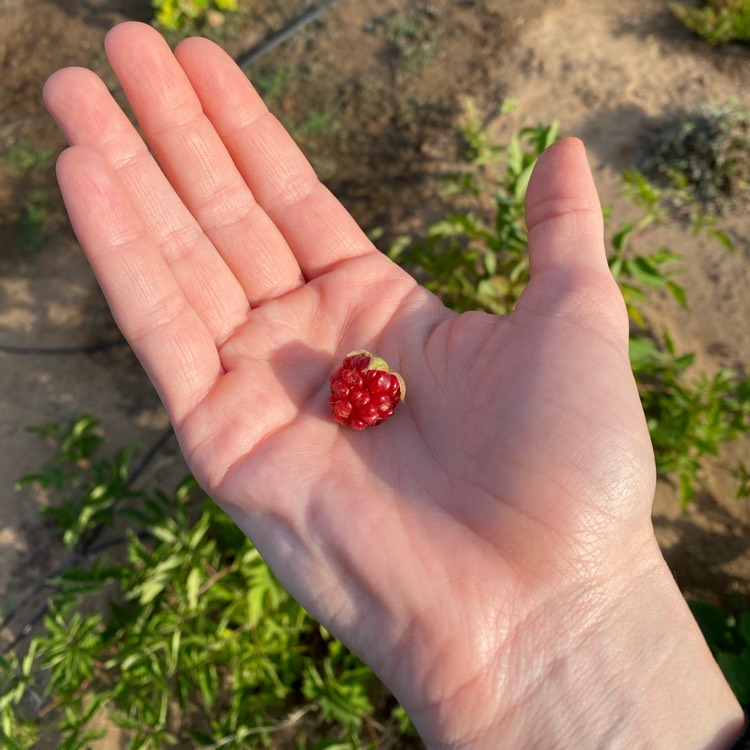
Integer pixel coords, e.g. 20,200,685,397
46,22,661,747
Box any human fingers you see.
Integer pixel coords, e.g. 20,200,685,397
103,22,307,304
55,146,222,424
521,137,629,345
44,67,250,345
174,35,379,279
525,138,609,276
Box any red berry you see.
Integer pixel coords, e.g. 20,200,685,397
329,350,406,430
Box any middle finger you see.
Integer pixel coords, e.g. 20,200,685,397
106,22,306,306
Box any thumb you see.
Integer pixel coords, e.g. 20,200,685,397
525,137,609,278
521,137,629,344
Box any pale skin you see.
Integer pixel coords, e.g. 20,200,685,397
44,21,743,749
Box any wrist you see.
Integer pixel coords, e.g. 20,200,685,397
555,543,743,750
424,535,743,750
513,539,741,749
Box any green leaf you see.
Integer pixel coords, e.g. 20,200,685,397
150,523,178,545
739,611,750,644
20,639,38,679
168,629,182,676
709,228,735,252
197,663,219,711
608,254,623,278
513,163,535,202
120,652,141,671
689,600,736,652
483,250,497,276
666,280,689,309
629,256,667,287
612,222,634,252
679,471,696,508
186,567,202,610
385,235,411,261
629,336,659,367
718,651,750,703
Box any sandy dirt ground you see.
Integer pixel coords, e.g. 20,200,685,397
1,0,749,725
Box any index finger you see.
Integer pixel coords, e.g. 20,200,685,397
55,146,223,425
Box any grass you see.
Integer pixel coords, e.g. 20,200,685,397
636,102,750,215
1,144,55,255
372,7,438,76
671,0,750,45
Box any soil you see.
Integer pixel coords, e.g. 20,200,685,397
1,0,749,737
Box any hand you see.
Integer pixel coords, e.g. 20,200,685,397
45,22,742,749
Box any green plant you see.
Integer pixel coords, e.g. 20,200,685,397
294,109,337,139
251,63,303,106
6,145,54,176
373,8,438,75
690,598,750,702
387,105,558,314
16,190,49,252
637,102,750,215
734,461,750,498
630,335,750,505
385,102,750,506
152,0,238,33
3,144,54,253
671,0,750,44
15,415,137,549
2,417,415,748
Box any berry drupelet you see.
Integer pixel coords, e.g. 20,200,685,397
329,351,406,430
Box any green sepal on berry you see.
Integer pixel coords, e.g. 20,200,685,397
329,350,406,430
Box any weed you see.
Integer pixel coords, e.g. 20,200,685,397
690,598,750,702
388,104,557,314
2,143,54,255
636,102,750,215
630,335,750,505
248,63,337,144
251,62,305,106
735,462,750,498
2,417,416,749
670,0,750,45
152,0,239,33
6,145,53,177
294,109,336,139
372,7,438,76
386,101,750,506
16,190,49,252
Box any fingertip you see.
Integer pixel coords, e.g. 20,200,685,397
104,20,171,64
520,137,629,342
525,135,606,277
173,35,228,77
174,34,216,58
54,145,98,194
43,68,65,110
526,137,597,229
43,66,100,109
43,67,81,106
536,135,585,162
104,20,159,48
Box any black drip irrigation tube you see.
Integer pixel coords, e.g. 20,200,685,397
2,0,344,649
0,340,127,355
236,0,342,69
0,0,344,129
